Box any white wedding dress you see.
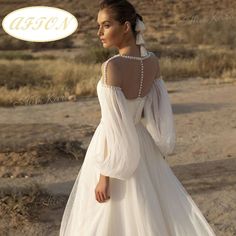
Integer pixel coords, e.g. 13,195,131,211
59,51,216,236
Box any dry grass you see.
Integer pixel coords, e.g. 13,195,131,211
0,46,236,106
0,59,101,107
160,48,236,80
0,184,67,234
181,18,236,49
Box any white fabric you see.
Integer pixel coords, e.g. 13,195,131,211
135,18,148,57
143,77,176,157
94,82,141,180
59,54,216,235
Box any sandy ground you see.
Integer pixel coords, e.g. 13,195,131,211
0,77,235,236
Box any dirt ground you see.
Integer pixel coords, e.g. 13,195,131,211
0,77,235,236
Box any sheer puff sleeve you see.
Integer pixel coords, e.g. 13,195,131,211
94,57,141,180
143,77,176,158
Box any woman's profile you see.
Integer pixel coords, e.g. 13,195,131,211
59,0,216,235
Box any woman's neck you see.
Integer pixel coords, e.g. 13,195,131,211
118,39,141,57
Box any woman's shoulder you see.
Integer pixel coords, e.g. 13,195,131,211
101,55,123,87
149,51,159,62
148,51,161,79
101,55,122,76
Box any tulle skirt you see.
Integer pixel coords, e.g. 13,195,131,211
59,122,216,236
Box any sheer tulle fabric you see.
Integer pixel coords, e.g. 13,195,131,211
94,78,176,180
59,76,216,236
94,80,141,180
143,78,176,157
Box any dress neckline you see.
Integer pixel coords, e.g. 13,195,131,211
118,51,151,60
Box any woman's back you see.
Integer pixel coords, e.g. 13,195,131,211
102,51,161,100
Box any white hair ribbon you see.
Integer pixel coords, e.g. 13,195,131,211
135,17,148,57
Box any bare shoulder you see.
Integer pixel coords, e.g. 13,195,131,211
101,57,123,87
150,52,161,79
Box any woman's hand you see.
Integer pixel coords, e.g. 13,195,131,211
95,175,110,203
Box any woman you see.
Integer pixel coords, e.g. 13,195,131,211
59,0,216,235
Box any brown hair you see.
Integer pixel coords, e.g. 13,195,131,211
98,0,143,37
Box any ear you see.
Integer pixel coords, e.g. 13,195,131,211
123,21,132,34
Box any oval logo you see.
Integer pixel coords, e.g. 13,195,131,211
2,6,78,42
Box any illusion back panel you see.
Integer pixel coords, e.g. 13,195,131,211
116,54,157,99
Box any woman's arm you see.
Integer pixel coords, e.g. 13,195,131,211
100,174,109,180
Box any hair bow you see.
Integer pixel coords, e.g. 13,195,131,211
135,18,148,57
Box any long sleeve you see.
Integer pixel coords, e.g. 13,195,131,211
143,78,176,157
94,80,141,180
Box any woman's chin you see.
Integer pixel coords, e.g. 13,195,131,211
102,43,108,48
102,42,112,48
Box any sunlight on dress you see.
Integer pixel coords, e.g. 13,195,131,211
59,52,216,236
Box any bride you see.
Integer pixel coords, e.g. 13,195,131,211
59,0,216,235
